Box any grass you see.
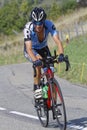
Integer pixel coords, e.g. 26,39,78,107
55,7,87,29
0,34,87,86
52,35,87,86
64,35,87,64
0,38,26,65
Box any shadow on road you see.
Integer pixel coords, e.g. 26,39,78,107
68,117,87,127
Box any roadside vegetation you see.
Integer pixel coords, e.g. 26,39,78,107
0,0,87,86
51,35,87,86
0,0,77,35
0,33,87,85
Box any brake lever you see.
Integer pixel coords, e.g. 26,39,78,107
64,55,70,71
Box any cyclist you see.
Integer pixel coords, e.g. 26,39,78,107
23,7,64,99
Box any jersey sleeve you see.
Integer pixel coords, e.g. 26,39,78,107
23,22,32,41
46,20,58,36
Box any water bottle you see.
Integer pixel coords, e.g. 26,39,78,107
42,85,48,99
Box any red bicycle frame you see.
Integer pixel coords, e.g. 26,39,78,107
42,67,54,109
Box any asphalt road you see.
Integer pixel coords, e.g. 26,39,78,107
0,62,87,130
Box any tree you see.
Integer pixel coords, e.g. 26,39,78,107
49,2,61,20
0,1,25,35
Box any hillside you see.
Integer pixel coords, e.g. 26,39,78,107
0,7,87,85
0,7,87,46
55,7,87,29
0,0,62,8
0,0,85,35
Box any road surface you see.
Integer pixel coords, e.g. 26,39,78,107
0,62,87,130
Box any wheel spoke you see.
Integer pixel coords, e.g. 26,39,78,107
36,99,49,127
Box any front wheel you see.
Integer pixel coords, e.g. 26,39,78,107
36,99,49,127
51,78,67,130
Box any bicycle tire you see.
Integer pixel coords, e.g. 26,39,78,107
36,99,49,127
49,78,67,130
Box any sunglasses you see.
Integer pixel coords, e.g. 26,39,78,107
33,21,44,26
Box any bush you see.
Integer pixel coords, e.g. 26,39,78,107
48,2,61,20
0,1,31,35
0,0,78,35
60,0,77,14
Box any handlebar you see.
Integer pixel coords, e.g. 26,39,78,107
33,50,70,77
41,50,70,71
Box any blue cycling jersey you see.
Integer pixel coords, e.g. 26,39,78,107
24,20,58,51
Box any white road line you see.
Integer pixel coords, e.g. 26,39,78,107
0,107,87,130
0,107,6,110
9,111,39,120
10,111,87,130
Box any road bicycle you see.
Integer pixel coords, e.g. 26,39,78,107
33,50,70,130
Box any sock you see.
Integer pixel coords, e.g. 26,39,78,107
33,84,39,91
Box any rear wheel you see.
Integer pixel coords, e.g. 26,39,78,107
36,99,49,127
51,78,67,130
